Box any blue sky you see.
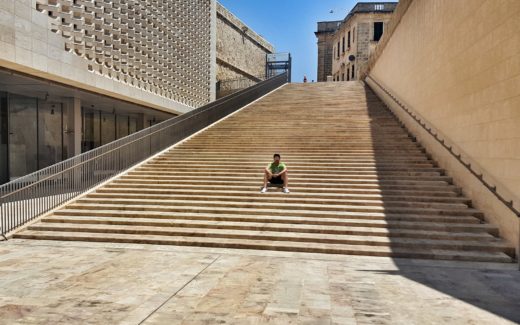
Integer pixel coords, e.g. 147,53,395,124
218,0,390,82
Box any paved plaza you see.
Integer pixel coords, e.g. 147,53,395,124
0,239,519,325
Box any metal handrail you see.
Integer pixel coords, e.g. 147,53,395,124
366,75,520,218
0,72,288,236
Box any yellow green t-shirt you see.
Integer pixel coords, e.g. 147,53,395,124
267,162,286,174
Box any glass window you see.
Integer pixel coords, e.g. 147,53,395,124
101,113,116,145
9,95,38,179
38,102,63,169
0,92,8,184
116,115,129,139
129,117,138,134
374,22,384,41
82,108,101,152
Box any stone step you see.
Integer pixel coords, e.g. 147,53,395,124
105,182,462,196
60,202,492,229
25,222,512,254
137,164,444,173
156,153,430,160
143,162,439,169
87,192,469,208
134,167,444,177
169,149,427,154
151,157,433,163
42,216,495,242
14,231,513,263
72,197,479,216
113,178,454,189
53,209,485,226
121,173,453,183
95,188,470,204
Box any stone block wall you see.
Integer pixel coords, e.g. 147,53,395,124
216,3,274,88
367,0,520,251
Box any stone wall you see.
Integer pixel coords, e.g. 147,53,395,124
315,21,341,82
331,12,393,81
216,3,274,87
0,0,216,114
366,0,520,251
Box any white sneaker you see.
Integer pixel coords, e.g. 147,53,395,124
282,187,290,193
260,187,267,193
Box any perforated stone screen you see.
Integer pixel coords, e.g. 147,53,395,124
36,0,213,108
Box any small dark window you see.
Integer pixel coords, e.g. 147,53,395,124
374,22,384,41
337,42,340,58
342,37,345,52
351,65,355,79
347,68,350,81
347,31,351,48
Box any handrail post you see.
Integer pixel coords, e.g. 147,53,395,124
0,195,4,239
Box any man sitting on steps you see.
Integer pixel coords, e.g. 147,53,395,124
261,154,290,193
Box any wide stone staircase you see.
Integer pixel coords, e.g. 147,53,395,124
15,82,515,263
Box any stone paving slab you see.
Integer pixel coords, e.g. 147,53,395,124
0,239,519,325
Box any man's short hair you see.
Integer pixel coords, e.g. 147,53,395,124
273,153,281,159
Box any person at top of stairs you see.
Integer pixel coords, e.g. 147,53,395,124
261,153,290,193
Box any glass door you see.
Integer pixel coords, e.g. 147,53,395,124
82,108,101,152
0,92,8,184
38,102,64,169
8,95,38,180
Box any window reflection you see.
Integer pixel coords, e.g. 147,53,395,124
0,92,8,184
9,95,38,179
82,108,101,152
38,102,64,169
101,113,116,145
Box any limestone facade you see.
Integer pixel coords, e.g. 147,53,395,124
366,0,520,252
315,21,341,82
0,0,217,114
328,2,396,82
216,3,274,94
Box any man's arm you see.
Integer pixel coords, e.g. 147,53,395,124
274,166,287,177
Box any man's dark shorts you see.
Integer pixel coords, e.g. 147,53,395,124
269,176,284,184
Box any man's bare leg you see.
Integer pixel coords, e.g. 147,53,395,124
281,173,288,188
263,170,273,188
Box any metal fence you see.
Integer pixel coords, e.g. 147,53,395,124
0,72,288,237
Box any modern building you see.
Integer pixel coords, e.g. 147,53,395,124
314,21,341,82
0,0,275,184
316,2,396,82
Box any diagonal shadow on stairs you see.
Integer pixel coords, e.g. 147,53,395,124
363,85,520,323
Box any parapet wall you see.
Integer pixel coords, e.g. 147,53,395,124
366,0,520,251
216,3,274,85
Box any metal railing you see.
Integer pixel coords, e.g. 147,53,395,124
0,72,288,237
366,74,520,219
